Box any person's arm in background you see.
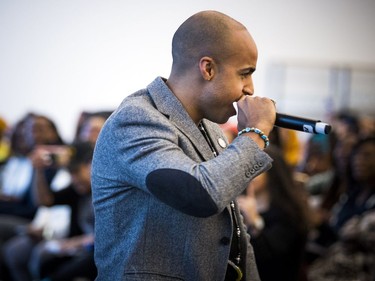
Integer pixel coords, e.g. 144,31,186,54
29,145,70,206
237,186,264,235
57,233,95,254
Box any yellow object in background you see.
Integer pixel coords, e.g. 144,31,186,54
0,117,11,163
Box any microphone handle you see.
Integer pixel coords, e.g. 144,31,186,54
275,113,331,134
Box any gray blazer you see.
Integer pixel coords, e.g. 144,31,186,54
91,77,273,281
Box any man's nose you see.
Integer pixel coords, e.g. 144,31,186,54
243,77,254,96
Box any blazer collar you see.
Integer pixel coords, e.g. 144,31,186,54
147,77,227,161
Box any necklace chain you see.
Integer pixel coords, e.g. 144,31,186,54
198,122,217,157
198,122,241,265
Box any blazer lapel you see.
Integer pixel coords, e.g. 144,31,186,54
147,77,216,161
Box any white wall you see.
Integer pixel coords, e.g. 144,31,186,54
1,0,375,142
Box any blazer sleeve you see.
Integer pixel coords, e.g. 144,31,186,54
92,97,273,217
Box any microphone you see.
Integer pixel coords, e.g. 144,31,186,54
275,113,331,134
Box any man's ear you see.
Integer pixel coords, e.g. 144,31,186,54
199,56,215,81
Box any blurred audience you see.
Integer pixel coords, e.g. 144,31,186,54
2,141,97,281
0,113,65,241
237,146,313,281
329,136,375,233
0,110,110,281
0,109,372,281
358,115,375,138
231,111,374,280
304,136,375,279
0,113,66,280
330,110,360,142
307,210,375,281
301,112,375,262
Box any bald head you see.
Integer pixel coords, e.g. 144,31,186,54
171,10,248,75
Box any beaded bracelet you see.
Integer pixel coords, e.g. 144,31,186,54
238,127,270,148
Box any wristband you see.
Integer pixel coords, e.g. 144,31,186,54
238,127,270,148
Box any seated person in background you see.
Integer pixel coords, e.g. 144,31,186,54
2,141,97,281
305,136,375,267
298,134,335,196
0,113,65,249
358,115,375,139
329,136,375,233
0,113,64,218
237,146,313,281
73,111,112,145
307,210,375,281
0,113,66,281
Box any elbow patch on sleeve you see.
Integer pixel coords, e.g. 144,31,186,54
146,169,218,218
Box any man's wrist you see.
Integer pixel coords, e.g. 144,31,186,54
238,127,270,149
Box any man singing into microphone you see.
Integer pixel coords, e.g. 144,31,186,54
91,10,276,281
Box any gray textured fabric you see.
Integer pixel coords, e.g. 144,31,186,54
91,77,273,281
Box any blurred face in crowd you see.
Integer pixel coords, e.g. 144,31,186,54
24,115,60,147
351,141,375,185
70,163,92,195
79,116,106,144
305,153,332,176
333,136,357,176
